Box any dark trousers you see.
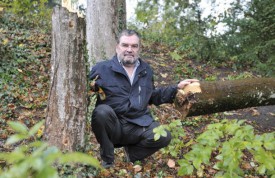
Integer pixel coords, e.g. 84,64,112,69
91,104,172,163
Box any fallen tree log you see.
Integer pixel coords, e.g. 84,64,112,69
175,78,275,117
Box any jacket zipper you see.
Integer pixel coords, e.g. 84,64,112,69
138,85,141,105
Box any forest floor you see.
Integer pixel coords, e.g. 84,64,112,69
0,13,274,178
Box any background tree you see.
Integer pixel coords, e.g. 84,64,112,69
134,0,275,76
235,0,275,75
86,0,126,66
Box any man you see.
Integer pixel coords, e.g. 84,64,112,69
89,29,199,168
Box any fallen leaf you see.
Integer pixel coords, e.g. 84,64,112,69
99,169,111,177
160,73,168,78
250,161,256,167
2,38,9,45
36,125,45,138
133,165,142,173
224,111,242,116
208,168,217,174
8,103,16,110
167,159,176,168
196,168,204,177
242,162,252,170
251,108,260,116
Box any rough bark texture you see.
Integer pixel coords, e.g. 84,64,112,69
45,6,87,151
86,0,126,66
175,78,275,117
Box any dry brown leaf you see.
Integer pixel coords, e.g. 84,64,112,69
251,108,260,116
167,159,176,168
208,168,217,174
99,169,111,177
242,162,253,170
8,103,16,110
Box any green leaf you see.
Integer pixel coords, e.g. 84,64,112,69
193,158,202,170
214,171,225,178
160,129,167,137
31,158,44,171
184,152,195,161
201,146,211,164
29,141,44,148
178,159,194,176
6,134,28,145
213,162,221,170
59,152,101,168
153,126,167,140
42,147,61,163
264,141,275,150
169,51,182,61
35,166,58,178
258,165,266,175
216,154,223,161
29,120,45,136
154,133,160,141
0,152,25,164
8,121,28,134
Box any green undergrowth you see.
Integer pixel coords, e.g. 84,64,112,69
0,12,51,121
178,119,275,177
154,119,275,177
0,120,101,178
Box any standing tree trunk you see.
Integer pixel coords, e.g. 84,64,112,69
86,0,126,65
45,6,87,151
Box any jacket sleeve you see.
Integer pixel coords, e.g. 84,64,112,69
89,65,98,80
149,84,178,106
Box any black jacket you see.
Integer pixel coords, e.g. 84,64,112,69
89,55,178,126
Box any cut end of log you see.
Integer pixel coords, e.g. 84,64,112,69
174,82,202,119
181,82,202,94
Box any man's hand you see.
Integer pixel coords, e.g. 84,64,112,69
177,79,199,89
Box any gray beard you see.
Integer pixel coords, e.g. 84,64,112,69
122,59,136,66
120,57,138,67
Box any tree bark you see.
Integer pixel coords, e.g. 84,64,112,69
45,6,87,151
86,0,126,66
175,78,275,117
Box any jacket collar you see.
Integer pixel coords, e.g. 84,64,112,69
110,55,148,84
111,55,147,73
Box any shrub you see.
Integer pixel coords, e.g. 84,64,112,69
178,119,275,177
0,120,101,178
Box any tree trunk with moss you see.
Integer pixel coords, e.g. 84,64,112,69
45,6,87,151
175,78,275,117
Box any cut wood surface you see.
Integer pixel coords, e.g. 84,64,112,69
175,78,275,117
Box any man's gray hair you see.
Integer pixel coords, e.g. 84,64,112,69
116,29,141,44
